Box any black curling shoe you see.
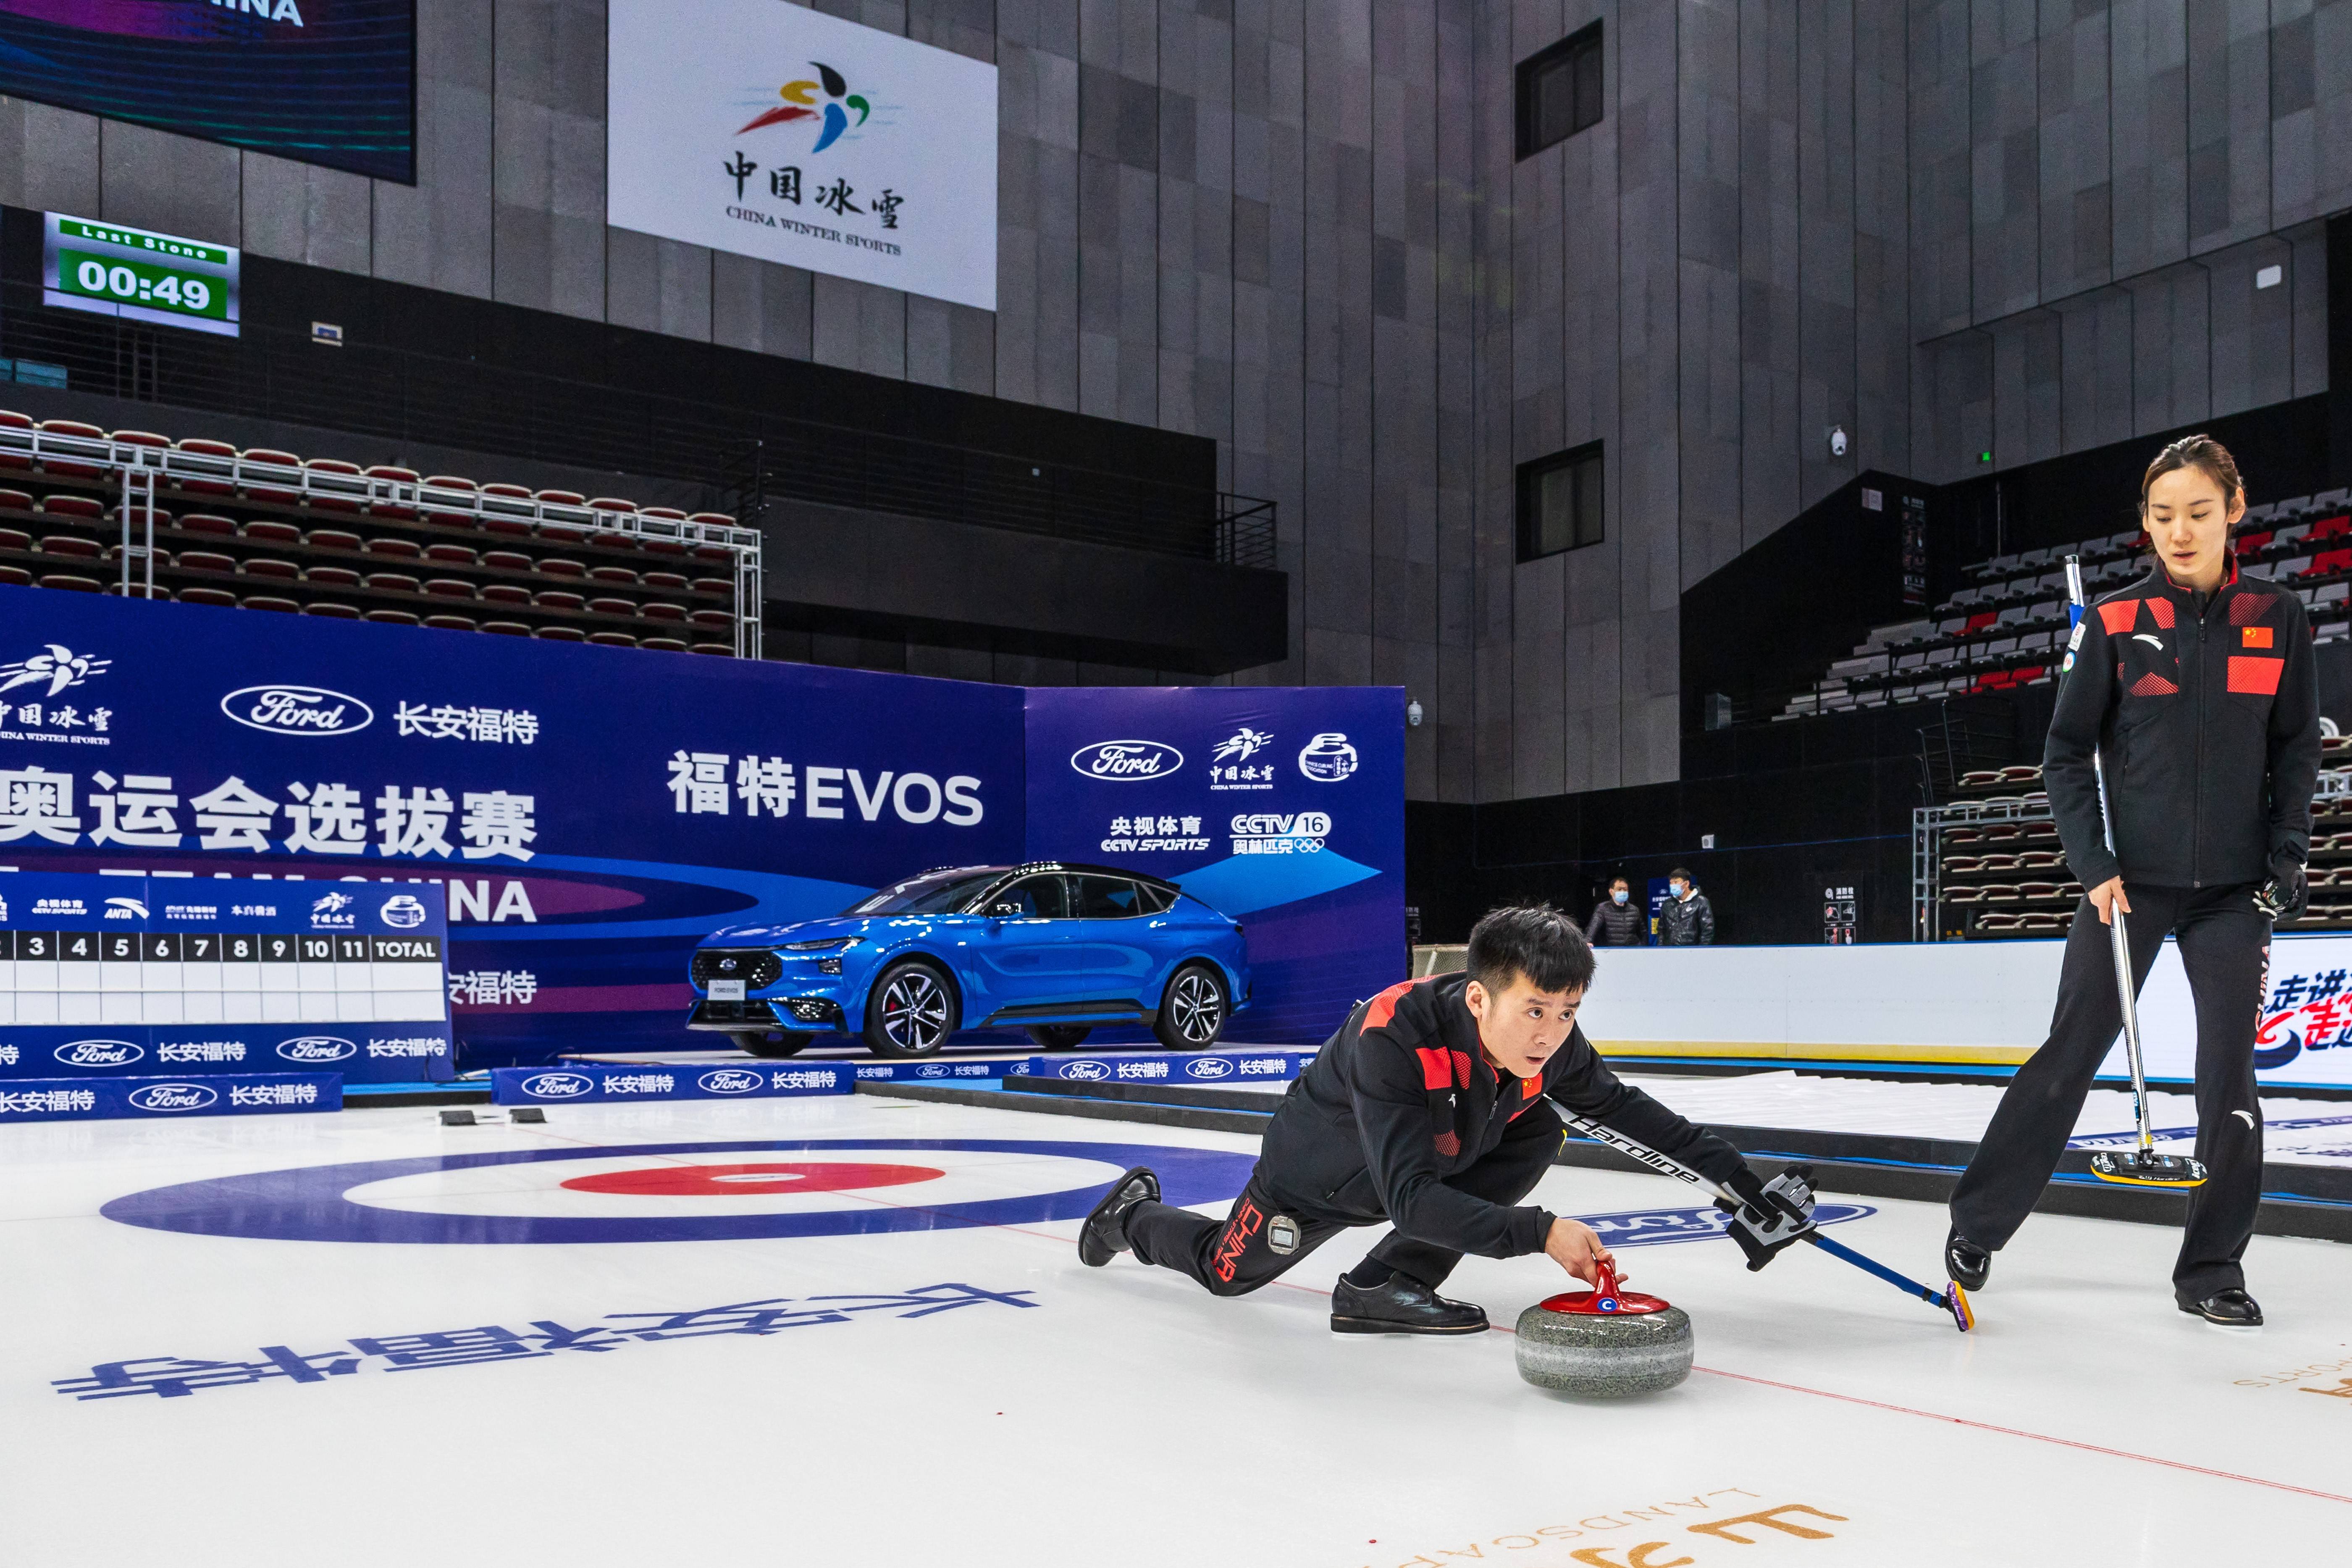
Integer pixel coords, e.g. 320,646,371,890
1943,1227,1991,1292
1329,1272,1489,1335
2178,1288,2263,1326
1076,1166,1159,1267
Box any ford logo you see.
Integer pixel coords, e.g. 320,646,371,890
1070,740,1183,781
220,684,375,737
915,1064,947,1077
1184,1057,1235,1079
1061,1059,1111,1080
128,1082,218,1113
519,1072,593,1099
55,1039,142,1068
277,1035,357,1063
697,1069,762,1095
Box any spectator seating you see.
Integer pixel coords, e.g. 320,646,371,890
1777,489,2352,723
0,412,758,658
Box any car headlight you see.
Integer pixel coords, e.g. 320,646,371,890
783,937,862,952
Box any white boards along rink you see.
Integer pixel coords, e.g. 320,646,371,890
607,0,998,311
1576,934,2352,1092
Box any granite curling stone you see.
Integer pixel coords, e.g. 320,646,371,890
1514,1262,1693,1397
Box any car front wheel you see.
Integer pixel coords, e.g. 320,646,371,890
730,1030,813,1058
1153,963,1228,1050
1024,1024,1093,1050
864,962,957,1058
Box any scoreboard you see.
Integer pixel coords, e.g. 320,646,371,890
0,871,452,1084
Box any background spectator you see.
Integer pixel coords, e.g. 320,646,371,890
1585,876,1648,946
1658,867,1716,945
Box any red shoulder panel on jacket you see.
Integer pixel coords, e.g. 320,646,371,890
2228,589,2276,627
2145,597,2176,628
2098,599,2138,636
1360,978,1422,1032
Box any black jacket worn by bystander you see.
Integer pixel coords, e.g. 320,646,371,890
1585,899,1648,946
1658,892,1715,945
2048,563,2320,890
1255,971,1747,1261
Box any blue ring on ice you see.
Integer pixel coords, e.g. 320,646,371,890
100,1137,1257,1245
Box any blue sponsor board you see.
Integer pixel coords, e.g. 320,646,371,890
490,1061,853,1105
852,1058,1016,1082
0,868,452,1082
0,1071,340,1123
1021,688,1405,1043
1018,1048,1316,1085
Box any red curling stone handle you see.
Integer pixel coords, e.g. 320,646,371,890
1536,1260,1674,1316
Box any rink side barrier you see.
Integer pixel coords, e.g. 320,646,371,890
1016,1049,1316,1085
491,1062,853,1105
0,1072,341,1123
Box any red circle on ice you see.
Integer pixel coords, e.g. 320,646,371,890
559,1161,946,1198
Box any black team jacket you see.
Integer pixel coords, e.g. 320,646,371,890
1254,971,1748,1259
2049,562,2320,891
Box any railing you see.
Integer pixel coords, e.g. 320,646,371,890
0,279,1278,571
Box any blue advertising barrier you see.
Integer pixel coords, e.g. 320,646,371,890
0,868,451,1082
1021,688,1404,1043
1018,1048,1316,1085
1,594,1402,1068
0,1071,340,1122
490,1061,853,1105
850,1058,1015,1082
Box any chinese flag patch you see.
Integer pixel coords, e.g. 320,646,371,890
2227,656,2283,695
2242,625,2273,649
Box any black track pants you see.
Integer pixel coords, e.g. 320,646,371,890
1122,1112,1561,1297
1948,883,2268,1298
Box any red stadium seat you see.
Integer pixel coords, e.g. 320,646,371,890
480,621,532,637
480,583,533,606
104,582,168,599
304,566,364,588
534,590,586,612
365,609,421,625
423,614,478,632
364,536,423,559
180,514,238,537
423,578,477,600
39,573,102,592
2311,515,2350,541
177,551,237,575
303,458,367,512
37,534,101,558
0,564,32,586
536,489,586,505
0,408,32,469
691,577,733,595
172,438,239,494
688,609,733,630
305,528,363,552
425,542,479,565
0,527,29,551
641,570,690,590
587,565,639,585
587,631,637,647
638,636,688,651
109,430,170,449
2313,548,2352,578
640,601,687,622
586,496,638,514
536,625,588,642
178,584,236,607
302,602,363,620
244,519,302,545
241,558,301,581
37,419,109,478
587,596,639,618
365,466,422,519
238,449,306,504
481,550,533,572
365,572,423,595
37,494,104,519
538,558,585,579
0,489,33,510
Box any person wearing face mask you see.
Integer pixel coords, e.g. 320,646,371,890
1585,875,1648,946
1945,435,2318,1327
1657,868,1714,945
1075,905,1808,1332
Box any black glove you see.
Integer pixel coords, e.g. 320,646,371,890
1717,1164,1818,1272
2255,856,2307,922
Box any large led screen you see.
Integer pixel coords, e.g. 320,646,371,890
0,1,415,183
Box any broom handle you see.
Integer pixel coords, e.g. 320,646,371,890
2066,556,2156,1158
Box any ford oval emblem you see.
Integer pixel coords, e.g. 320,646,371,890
1062,1059,1111,1080
219,684,375,737
276,1035,357,1063
1184,1057,1234,1079
1069,740,1183,781
697,1069,762,1095
520,1072,593,1098
128,1082,219,1113
55,1038,142,1068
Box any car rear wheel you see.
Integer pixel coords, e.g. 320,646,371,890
1153,963,1228,1050
729,1030,813,1058
864,962,957,1058
1024,1024,1093,1050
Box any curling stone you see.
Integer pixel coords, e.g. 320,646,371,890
1514,1261,1692,1397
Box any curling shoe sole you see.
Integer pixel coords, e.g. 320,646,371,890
1077,1166,1159,1267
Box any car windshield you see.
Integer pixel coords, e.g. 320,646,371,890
842,869,1003,916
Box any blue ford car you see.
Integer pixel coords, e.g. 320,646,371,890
685,862,1251,1059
